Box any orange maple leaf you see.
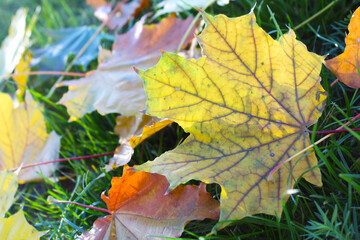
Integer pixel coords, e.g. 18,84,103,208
325,6,360,88
79,166,219,239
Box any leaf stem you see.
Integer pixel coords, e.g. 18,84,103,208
10,151,115,172
330,78,339,87
308,128,360,134
294,0,338,31
50,200,111,214
45,4,121,99
267,112,360,181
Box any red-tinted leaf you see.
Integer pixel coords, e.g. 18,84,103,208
79,167,219,239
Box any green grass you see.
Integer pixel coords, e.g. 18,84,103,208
2,0,360,239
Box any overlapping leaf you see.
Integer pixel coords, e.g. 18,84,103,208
31,27,113,72
79,166,219,239
324,6,360,88
90,0,150,30
0,92,61,182
13,52,31,98
0,8,30,82
129,118,173,148
0,210,45,239
135,11,327,227
0,171,45,239
0,171,17,218
105,115,173,171
59,15,197,120
153,0,229,18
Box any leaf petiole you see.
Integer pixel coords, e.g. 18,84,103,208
10,151,115,172
49,198,111,214
308,128,360,134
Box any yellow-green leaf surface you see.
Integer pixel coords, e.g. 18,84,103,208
136,11,327,225
0,171,17,217
0,210,45,239
0,92,61,182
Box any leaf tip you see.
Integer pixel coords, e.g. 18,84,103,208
323,53,330,60
250,2,257,13
266,174,275,182
159,49,165,54
133,66,139,73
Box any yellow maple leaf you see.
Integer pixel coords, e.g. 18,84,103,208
13,52,31,98
0,171,45,239
0,210,45,239
0,92,61,182
0,171,17,217
135,11,327,227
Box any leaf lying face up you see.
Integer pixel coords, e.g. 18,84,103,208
59,15,197,120
0,171,17,217
324,6,360,88
0,92,61,182
0,171,45,239
135,11,327,226
79,166,219,239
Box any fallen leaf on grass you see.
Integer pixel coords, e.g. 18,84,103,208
0,171,17,217
59,69,145,121
0,92,61,182
0,171,45,239
0,210,45,239
91,0,150,30
135,11,327,228
59,15,197,120
79,166,219,239
105,115,173,171
0,8,30,82
114,114,154,144
13,52,31,98
31,27,113,72
114,114,173,147
324,7,360,88
129,118,173,148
